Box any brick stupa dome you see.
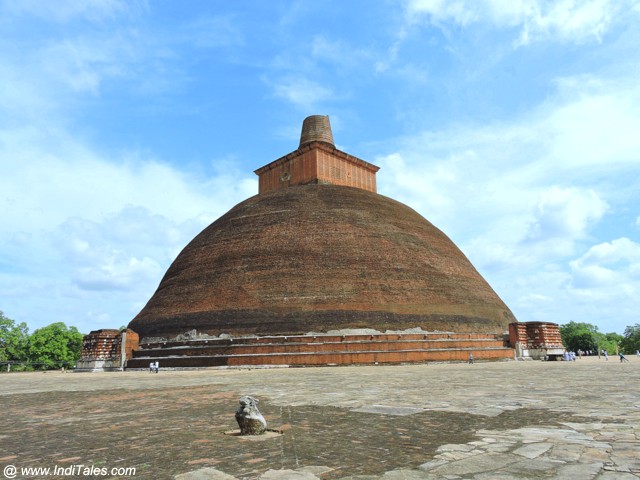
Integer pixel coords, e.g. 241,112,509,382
129,116,516,340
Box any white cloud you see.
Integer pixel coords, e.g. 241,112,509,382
377,75,639,243
0,22,133,123
269,76,333,110
0,1,266,332
311,35,377,73
0,121,257,332
404,0,628,45
37,39,121,95
311,36,351,64
374,71,640,332
525,186,608,242
570,237,640,288
518,0,616,45
1,138,221,232
74,255,163,292
405,0,480,26
0,0,139,23
179,14,245,49
547,79,640,169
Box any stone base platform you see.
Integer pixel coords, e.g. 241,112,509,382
126,332,513,369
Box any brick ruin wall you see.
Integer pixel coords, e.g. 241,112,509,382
257,142,378,194
315,148,377,192
80,329,139,363
509,322,564,349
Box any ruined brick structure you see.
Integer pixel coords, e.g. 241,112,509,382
76,329,139,372
126,115,518,367
255,116,379,194
125,332,514,369
509,322,564,360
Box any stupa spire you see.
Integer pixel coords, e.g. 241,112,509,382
299,115,334,147
255,115,378,194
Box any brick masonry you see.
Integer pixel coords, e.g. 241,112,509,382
127,115,518,365
254,141,379,194
76,329,139,371
126,332,513,369
129,185,517,340
508,321,564,359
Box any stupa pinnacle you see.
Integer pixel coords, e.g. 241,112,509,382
299,114,334,147
255,115,379,194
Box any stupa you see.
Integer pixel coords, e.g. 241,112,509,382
128,115,516,345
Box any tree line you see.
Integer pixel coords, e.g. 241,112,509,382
0,311,83,371
559,321,640,355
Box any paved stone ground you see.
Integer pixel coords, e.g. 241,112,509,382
0,356,638,480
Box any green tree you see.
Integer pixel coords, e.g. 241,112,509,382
0,311,30,369
28,322,84,370
559,321,600,353
560,321,625,355
601,332,624,355
620,324,640,355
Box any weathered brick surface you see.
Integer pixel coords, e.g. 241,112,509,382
255,142,378,194
78,329,140,370
129,185,516,340
126,332,513,368
509,322,563,349
299,114,335,146
79,329,122,361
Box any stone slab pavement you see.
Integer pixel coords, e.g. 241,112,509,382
0,356,638,479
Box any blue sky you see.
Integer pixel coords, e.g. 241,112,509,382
1,0,639,335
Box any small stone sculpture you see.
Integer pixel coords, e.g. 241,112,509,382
235,396,267,435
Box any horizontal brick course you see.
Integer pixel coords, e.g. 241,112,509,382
126,332,513,368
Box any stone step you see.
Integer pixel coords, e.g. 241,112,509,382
132,338,506,359
138,332,504,350
126,346,513,369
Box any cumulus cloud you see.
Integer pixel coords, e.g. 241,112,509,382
0,123,256,331
377,74,638,241
570,237,640,288
0,1,266,332
547,78,640,169
525,186,608,242
374,71,640,332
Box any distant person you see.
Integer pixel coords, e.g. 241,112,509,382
636,350,640,357
603,351,608,361
149,362,154,373
154,361,160,373
468,353,473,365
619,353,629,363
